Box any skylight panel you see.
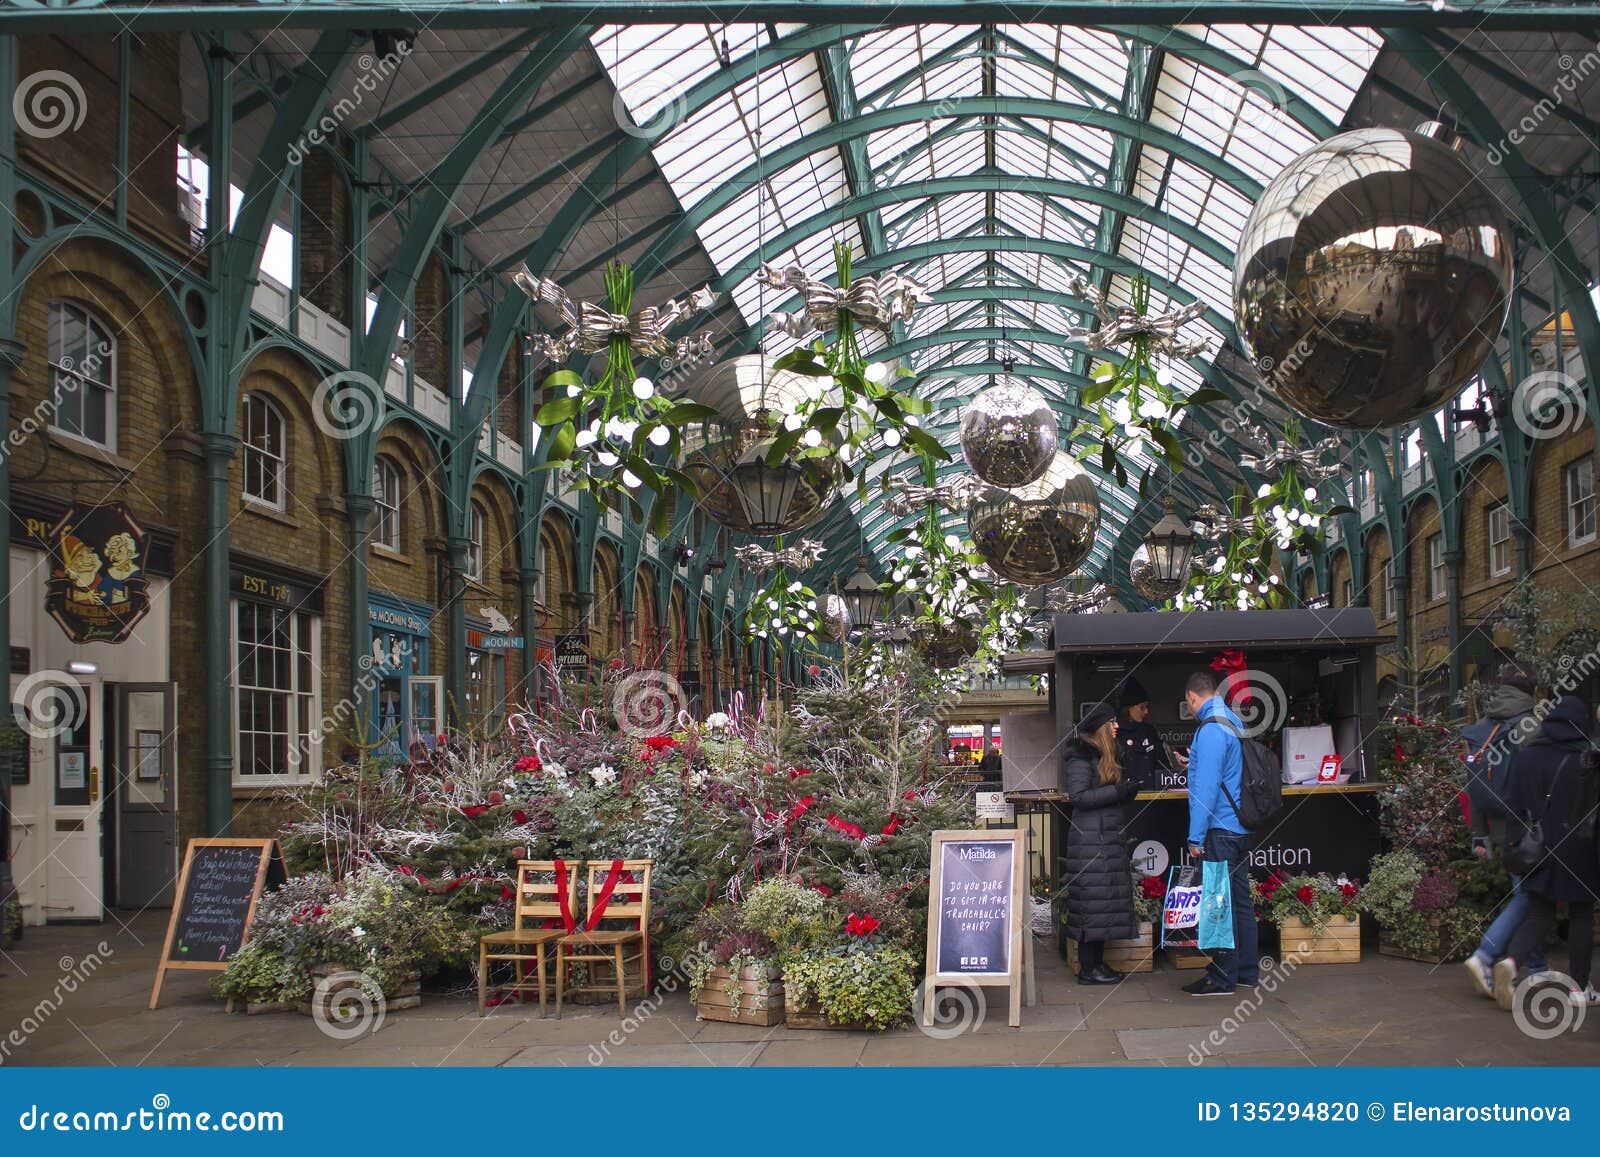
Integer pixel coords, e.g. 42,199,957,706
852,24,973,108
1000,24,1129,102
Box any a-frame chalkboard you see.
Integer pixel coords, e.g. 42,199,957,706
149,838,286,1009
922,828,1036,1028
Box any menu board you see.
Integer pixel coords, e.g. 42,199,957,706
923,828,1033,1027
150,839,285,1008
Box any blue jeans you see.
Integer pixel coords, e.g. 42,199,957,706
1203,827,1259,988
1475,875,1548,970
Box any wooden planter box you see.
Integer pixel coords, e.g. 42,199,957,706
1278,915,1361,964
783,998,871,1032
297,964,421,1019
1378,916,1471,964
1067,923,1156,974
1164,946,1211,970
695,964,785,1027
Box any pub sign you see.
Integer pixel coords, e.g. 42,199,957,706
45,503,152,643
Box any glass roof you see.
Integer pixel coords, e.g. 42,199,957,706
592,20,1383,578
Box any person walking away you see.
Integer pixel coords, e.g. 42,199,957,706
1061,701,1140,985
1493,695,1600,1010
1461,660,1546,996
1116,676,1176,791
1181,670,1258,996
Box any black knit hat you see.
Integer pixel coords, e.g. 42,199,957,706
1078,701,1117,736
1116,676,1151,710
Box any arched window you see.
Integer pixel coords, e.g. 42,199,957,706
49,300,117,449
466,500,486,581
242,393,287,509
372,456,402,551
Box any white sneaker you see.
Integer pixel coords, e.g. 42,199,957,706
1528,969,1564,985
1570,984,1600,1007
1464,955,1494,999
1493,957,1518,1011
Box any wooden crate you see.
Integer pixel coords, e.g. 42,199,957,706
784,998,869,1032
1164,946,1212,970
1279,915,1361,964
695,964,785,1027
1067,923,1156,974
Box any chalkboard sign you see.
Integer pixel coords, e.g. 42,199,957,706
149,839,285,1009
922,828,1034,1027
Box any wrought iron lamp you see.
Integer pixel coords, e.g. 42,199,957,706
842,556,886,631
1139,496,1196,591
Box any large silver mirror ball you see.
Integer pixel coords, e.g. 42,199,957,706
1129,544,1184,602
967,452,1101,586
1233,126,1513,429
960,381,1059,488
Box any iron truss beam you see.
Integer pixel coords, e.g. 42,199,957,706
13,3,1595,31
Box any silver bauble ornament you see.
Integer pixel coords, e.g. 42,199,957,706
681,355,841,536
1233,121,1512,429
960,380,1058,487
967,452,1101,586
1129,544,1184,602
820,593,852,642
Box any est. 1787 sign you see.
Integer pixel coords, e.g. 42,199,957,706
46,503,152,643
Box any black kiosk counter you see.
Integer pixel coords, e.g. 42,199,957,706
1000,609,1387,952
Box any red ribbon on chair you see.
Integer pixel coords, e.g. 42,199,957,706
552,858,577,933
584,859,628,931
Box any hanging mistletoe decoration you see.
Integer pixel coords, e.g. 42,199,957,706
883,503,993,632
742,566,821,645
970,585,1037,680
526,261,721,530
1240,419,1352,553
1180,492,1289,612
765,244,947,487
1071,273,1225,491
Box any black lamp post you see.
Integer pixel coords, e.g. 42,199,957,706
841,556,885,631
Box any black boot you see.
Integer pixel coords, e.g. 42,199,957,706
1078,941,1119,985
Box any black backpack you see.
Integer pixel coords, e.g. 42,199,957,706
1201,718,1284,830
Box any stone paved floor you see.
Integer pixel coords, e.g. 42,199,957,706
4,912,1600,1067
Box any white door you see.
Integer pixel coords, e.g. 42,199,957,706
42,675,104,920
7,675,46,926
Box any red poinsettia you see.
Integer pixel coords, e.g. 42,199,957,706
1339,882,1359,900
1140,875,1168,900
514,755,541,773
511,810,529,826
643,735,678,752
846,912,880,938
1296,884,1316,906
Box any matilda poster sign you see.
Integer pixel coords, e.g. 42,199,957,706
45,503,152,643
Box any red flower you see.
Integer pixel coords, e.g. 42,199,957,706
511,846,527,859
881,813,902,835
807,665,821,677
845,913,881,937
1339,882,1358,899
1296,885,1316,906
462,803,492,819
511,810,529,826
514,756,541,772
488,790,505,805
790,795,816,820
1140,875,1168,899
609,658,623,670
644,735,678,752
811,883,833,897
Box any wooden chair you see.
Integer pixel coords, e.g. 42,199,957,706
554,859,653,1017
477,860,579,1017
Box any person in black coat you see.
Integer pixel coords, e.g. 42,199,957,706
1062,700,1140,985
1495,695,1600,1009
1116,676,1176,790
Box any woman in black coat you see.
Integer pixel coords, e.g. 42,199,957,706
1496,695,1600,1008
1062,701,1140,984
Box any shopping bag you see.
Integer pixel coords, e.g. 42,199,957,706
1198,859,1235,950
1160,863,1202,948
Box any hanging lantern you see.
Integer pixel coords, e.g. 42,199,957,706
1233,120,1512,429
841,557,885,631
967,452,1101,586
682,356,841,537
960,380,1059,488
1131,496,1195,601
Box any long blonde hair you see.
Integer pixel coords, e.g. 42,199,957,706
1085,721,1121,786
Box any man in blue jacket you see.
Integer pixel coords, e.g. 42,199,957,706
1180,670,1258,996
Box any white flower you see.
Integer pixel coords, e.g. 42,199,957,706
705,712,731,732
589,764,617,787
351,926,367,939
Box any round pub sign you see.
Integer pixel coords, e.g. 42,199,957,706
45,503,152,643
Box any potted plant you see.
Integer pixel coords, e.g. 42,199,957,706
781,916,917,1032
1259,871,1361,964
686,905,784,1026
1065,876,1160,974
1359,850,1503,964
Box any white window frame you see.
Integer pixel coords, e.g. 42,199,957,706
48,300,117,451
372,456,402,551
1567,457,1596,548
1426,534,1446,602
1380,559,1395,620
1341,577,1353,608
242,393,287,510
466,501,486,581
1486,502,1512,577
231,599,323,787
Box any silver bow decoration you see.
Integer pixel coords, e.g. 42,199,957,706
1067,275,1211,359
756,262,930,339
1234,421,1345,482
1047,583,1112,613
733,539,827,574
1191,503,1257,538
515,266,717,362
882,474,979,516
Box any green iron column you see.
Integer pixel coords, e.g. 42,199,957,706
0,338,22,902
1444,547,1465,703
446,534,469,727
520,565,540,702
203,432,239,834
345,493,374,744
